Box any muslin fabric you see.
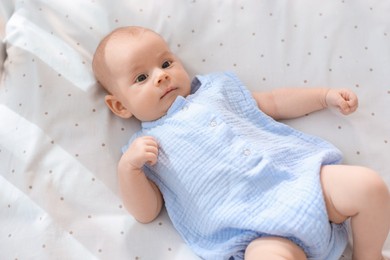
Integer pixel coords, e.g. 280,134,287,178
123,72,348,259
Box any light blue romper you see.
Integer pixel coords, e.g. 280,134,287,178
123,72,348,260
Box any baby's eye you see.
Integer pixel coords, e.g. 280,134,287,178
162,60,172,69
135,74,148,83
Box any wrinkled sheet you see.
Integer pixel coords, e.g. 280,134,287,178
1,0,389,259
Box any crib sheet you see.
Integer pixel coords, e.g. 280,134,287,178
1,0,389,259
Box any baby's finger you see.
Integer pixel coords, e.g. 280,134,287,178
143,136,159,147
143,138,159,165
145,144,159,156
347,97,358,112
146,151,158,165
338,100,351,115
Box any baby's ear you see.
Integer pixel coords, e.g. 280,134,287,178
104,95,132,118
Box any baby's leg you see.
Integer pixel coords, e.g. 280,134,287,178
245,236,307,260
320,165,390,260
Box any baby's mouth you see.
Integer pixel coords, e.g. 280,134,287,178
161,87,177,99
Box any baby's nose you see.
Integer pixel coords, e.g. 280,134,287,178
155,70,170,85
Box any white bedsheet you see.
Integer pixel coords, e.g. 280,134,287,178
1,0,389,259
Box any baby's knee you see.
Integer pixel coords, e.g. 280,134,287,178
245,237,307,260
359,167,389,200
354,167,390,213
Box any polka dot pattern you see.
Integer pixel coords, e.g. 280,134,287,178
0,0,389,259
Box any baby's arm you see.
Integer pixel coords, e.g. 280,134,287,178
118,136,163,223
252,88,358,120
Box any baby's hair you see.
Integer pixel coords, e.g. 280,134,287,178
92,26,152,93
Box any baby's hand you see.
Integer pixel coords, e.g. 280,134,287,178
325,89,358,115
121,136,159,171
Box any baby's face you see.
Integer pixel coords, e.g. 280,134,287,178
105,30,191,121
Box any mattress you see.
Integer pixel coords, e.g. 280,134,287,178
1,0,389,259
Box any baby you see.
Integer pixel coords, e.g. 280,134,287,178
92,26,390,260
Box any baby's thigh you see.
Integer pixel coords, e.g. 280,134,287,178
245,236,307,260
320,164,383,223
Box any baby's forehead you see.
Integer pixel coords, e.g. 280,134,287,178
110,31,170,56
111,28,161,43
107,32,138,49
